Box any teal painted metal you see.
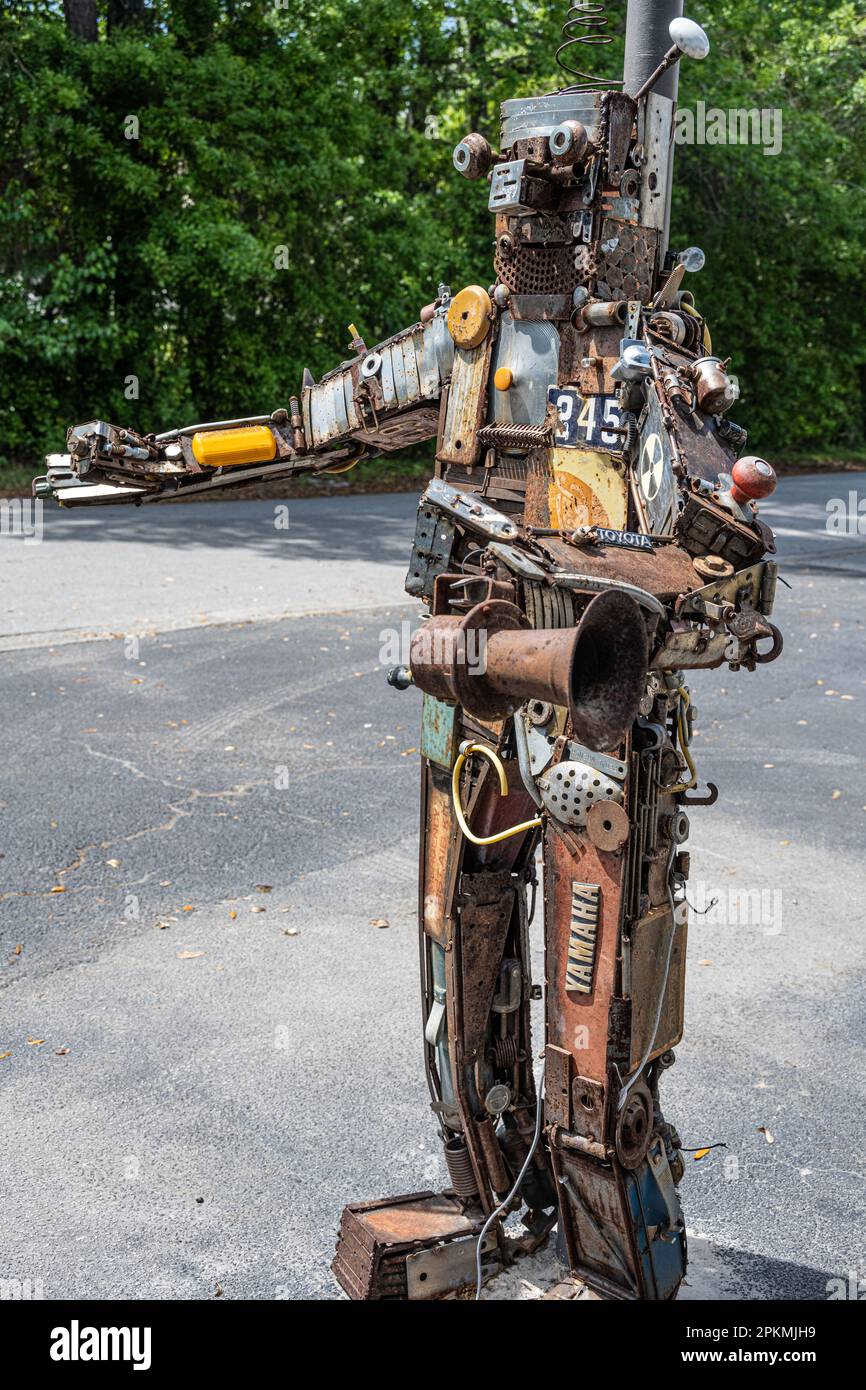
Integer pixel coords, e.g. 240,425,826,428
421,694,458,770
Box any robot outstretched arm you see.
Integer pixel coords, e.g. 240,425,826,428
33,306,456,507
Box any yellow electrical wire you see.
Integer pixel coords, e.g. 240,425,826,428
680,302,712,354
669,687,698,794
451,742,542,847
318,450,364,475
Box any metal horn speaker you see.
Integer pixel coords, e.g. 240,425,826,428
409,590,648,751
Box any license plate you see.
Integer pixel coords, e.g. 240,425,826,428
548,389,623,451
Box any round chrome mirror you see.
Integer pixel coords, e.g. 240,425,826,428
677,246,706,273
669,17,710,60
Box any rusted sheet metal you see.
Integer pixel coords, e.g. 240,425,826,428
595,218,659,303
510,293,572,322
544,826,625,1085
420,765,459,947
628,903,687,1070
538,533,698,600
605,93,638,187
570,1074,608,1146
548,446,629,530
437,332,496,468
458,870,515,1056
545,1044,573,1129
350,403,440,452
420,693,458,770
554,1146,640,1297
575,324,622,395
524,449,553,527
332,1192,480,1301
304,316,453,449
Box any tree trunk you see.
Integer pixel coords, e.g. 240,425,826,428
63,0,98,42
108,0,147,33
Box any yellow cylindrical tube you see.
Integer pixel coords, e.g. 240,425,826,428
191,425,277,468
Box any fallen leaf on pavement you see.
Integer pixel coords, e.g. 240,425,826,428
255,885,273,893
757,1126,774,1144
370,918,390,929
177,950,204,960
250,906,266,914
282,927,300,937
106,858,121,868
26,1037,45,1045
697,959,713,966
50,885,66,894
55,1047,70,1056
0,1052,11,1061
229,910,238,921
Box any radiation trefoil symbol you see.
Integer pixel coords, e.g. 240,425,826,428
640,433,665,501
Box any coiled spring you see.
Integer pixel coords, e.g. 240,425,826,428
556,2,623,91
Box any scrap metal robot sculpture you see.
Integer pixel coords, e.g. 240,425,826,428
36,1,783,1300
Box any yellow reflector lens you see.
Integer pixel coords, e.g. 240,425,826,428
191,425,277,468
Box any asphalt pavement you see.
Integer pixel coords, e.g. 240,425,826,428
0,473,864,1300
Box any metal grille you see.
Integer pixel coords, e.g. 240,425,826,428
495,242,579,296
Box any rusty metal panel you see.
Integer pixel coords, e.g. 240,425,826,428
406,1232,499,1299
304,369,362,446
304,317,450,449
628,903,688,1069
548,447,629,531
458,869,514,1056
537,533,698,601
638,93,675,238
575,324,623,395
332,1192,480,1301
570,1074,608,1146
545,1044,573,1129
350,403,440,453
401,332,422,403
437,335,495,467
544,827,625,1085
420,694,458,771
596,219,659,303
421,768,458,947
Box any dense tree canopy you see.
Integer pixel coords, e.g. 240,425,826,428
1,0,864,475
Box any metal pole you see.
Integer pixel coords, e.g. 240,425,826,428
623,0,684,101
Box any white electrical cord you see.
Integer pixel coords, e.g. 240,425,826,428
474,1073,546,1300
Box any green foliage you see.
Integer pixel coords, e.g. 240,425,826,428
0,0,864,476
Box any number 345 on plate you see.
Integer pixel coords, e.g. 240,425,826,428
547,388,622,451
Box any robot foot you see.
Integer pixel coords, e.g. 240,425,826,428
332,1191,498,1300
